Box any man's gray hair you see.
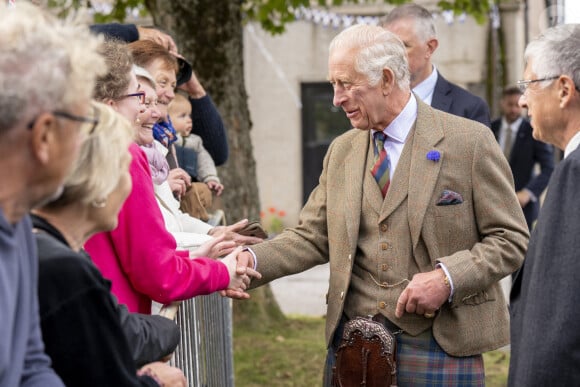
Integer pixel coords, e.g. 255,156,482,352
380,3,436,43
329,24,410,91
525,24,580,91
0,2,106,133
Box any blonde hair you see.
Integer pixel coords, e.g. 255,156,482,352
46,101,133,208
0,2,106,133
168,92,190,116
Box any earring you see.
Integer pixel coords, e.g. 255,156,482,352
91,198,107,208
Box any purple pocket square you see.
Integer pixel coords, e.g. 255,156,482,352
436,190,464,206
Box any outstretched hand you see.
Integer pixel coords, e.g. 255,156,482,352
189,235,236,259
209,219,264,246
219,248,260,299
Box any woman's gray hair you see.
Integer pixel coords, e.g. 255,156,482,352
380,3,437,43
45,101,133,208
525,24,580,90
133,65,157,90
0,2,106,133
330,24,410,91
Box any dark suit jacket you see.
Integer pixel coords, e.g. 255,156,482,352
509,147,580,386
431,72,491,127
491,118,554,229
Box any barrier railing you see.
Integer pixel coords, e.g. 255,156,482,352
163,294,234,387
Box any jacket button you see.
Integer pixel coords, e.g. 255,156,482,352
378,301,386,309
381,264,388,271
381,243,389,250
381,224,388,232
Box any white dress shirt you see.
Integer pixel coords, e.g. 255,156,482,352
412,65,438,105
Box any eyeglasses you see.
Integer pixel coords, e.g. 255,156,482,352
516,76,559,93
53,107,100,135
144,98,159,109
27,105,99,135
118,91,146,104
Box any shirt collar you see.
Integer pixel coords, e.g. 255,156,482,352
564,131,580,158
372,93,417,144
502,116,523,132
413,65,438,103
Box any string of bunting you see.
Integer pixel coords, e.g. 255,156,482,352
292,5,470,29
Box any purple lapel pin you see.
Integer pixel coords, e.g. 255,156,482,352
426,150,440,162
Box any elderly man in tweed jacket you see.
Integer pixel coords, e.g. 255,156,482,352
235,24,528,386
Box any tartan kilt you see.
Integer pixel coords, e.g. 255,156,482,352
324,322,485,386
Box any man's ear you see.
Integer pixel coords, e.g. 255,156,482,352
559,75,576,108
382,68,395,95
426,38,438,58
29,112,57,165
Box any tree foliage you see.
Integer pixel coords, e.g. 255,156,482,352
48,0,492,32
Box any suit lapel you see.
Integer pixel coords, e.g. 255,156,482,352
430,72,452,113
345,131,370,251
408,100,444,249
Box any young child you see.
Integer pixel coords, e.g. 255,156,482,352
169,92,224,196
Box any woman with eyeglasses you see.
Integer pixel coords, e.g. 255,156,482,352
32,101,187,387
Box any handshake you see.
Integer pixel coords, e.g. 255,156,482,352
190,218,266,299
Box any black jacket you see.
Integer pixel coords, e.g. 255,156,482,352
32,215,179,386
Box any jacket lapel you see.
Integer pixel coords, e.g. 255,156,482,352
345,131,369,251
408,100,444,249
431,72,452,113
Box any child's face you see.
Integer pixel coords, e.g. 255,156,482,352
169,99,193,136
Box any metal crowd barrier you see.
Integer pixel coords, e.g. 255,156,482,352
163,294,234,387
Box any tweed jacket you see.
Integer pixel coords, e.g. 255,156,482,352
251,98,528,356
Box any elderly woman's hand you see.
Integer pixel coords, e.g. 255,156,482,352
189,235,236,259
167,168,191,199
208,219,265,246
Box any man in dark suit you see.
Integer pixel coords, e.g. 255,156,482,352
491,86,554,230
381,3,491,127
509,23,580,386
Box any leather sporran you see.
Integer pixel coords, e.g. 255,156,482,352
332,317,398,387
179,182,212,222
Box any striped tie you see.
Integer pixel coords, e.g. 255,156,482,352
371,131,390,197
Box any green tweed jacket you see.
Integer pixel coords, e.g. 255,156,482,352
250,98,528,356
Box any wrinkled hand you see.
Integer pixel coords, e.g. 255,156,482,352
206,180,224,196
136,26,178,56
208,219,264,246
189,235,236,259
167,168,191,200
177,70,206,99
138,361,186,387
395,269,450,319
220,247,261,299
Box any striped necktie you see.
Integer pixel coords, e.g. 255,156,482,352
371,131,390,197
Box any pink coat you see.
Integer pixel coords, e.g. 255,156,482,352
85,143,229,313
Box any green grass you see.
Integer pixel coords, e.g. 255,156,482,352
234,315,509,386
